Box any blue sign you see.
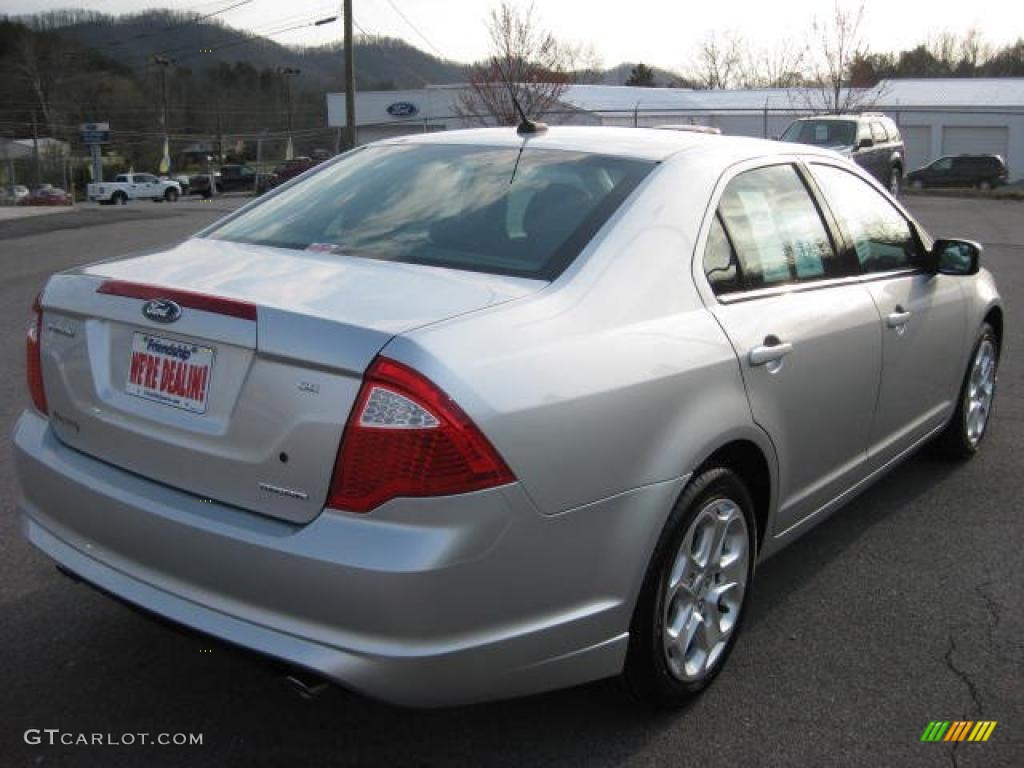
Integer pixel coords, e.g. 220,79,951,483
386,102,419,118
80,122,111,145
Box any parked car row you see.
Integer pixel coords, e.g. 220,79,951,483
2,184,73,206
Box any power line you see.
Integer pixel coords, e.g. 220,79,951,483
89,0,256,50
351,19,429,86
379,0,444,59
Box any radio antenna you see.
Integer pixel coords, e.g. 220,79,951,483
505,81,547,135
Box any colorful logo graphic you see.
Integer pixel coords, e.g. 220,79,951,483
921,721,997,742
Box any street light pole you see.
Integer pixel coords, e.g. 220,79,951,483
277,66,301,160
344,0,356,149
153,55,174,174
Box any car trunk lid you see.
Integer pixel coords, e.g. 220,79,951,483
38,238,541,524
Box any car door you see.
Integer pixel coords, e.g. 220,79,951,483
701,162,882,535
925,157,948,187
808,161,967,468
125,174,142,199
869,121,890,179
140,174,158,197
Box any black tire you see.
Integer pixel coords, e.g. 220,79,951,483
978,180,992,191
933,323,999,459
623,467,756,708
165,188,179,202
112,191,127,206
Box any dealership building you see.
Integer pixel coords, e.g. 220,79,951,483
327,78,1024,180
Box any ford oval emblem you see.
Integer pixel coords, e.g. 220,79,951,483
386,101,419,117
142,298,182,324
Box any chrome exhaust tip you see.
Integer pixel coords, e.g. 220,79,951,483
284,671,330,700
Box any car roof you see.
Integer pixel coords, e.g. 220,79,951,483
377,125,839,164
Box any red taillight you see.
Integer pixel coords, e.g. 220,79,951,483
27,292,47,414
327,357,515,513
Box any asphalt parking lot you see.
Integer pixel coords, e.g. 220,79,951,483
0,196,1021,766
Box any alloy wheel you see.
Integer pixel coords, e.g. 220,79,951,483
661,498,749,682
965,338,997,446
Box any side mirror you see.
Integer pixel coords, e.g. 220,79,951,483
932,238,981,275
857,137,874,149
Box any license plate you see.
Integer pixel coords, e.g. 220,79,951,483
125,332,215,414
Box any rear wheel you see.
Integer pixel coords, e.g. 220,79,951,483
934,324,998,458
623,467,755,708
978,180,992,191
911,179,924,190
112,191,127,206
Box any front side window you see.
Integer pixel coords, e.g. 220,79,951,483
707,164,839,293
932,157,953,171
811,163,923,273
206,144,652,279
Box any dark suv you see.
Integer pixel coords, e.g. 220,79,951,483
906,154,1008,190
780,113,905,194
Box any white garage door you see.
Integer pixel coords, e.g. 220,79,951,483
942,126,1009,159
901,125,932,172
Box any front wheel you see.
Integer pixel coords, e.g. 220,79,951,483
978,180,992,191
911,179,924,190
165,188,179,202
623,467,755,708
933,324,998,458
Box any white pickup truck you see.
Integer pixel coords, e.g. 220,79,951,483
88,173,181,205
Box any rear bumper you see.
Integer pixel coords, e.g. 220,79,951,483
13,410,681,706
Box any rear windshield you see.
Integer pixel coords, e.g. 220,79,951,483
205,144,653,279
781,120,857,147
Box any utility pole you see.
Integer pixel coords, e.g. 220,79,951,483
277,66,301,160
344,0,356,149
31,110,41,189
153,55,174,174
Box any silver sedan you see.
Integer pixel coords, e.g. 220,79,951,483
14,127,1002,707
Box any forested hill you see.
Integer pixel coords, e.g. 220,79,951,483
21,9,469,91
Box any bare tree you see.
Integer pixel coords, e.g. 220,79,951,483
957,27,991,73
926,30,960,73
456,3,572,126
688,31,744,89
566,41,604,85
804,1,884,113
8,30,72,132
739,41,808,88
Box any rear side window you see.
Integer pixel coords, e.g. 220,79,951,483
810,164,924,273
206,144,652,279
707,164,839,293
703,214,741,295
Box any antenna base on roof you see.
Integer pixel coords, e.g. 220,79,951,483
517,119,548,135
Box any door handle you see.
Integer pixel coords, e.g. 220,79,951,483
749,340,793,366
886,309,912,328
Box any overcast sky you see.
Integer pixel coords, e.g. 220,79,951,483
2,0,1020,71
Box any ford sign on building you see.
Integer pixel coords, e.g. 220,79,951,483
386,101,419,118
